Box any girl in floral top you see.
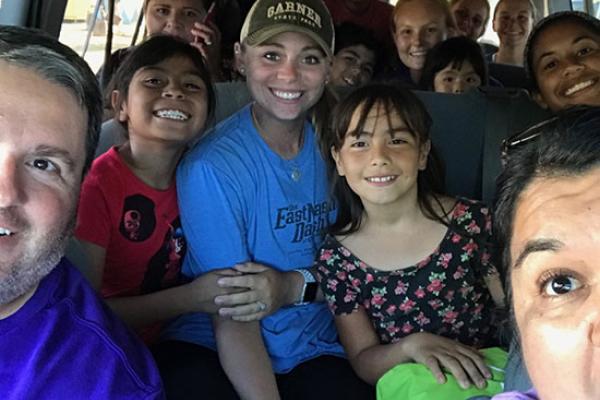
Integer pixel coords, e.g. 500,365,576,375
317,83,505,390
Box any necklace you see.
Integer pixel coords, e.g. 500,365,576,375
251,106,303,182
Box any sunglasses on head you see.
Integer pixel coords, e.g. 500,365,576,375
501,105,594,163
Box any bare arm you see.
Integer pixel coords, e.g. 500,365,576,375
213,317,280,400
79,240,242,329
336,307,491,388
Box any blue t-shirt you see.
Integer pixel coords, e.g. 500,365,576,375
0,259,164,399
163,104,344,373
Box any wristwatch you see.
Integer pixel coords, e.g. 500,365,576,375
293,268,318,305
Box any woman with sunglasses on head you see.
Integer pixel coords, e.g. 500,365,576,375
153,0,374,398
492,106,600,400
524,11,600,112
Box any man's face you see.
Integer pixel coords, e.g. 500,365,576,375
0,61,86,308
510,167,600,400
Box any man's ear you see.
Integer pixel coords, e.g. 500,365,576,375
111,90,128,122
330,146,345,176
532,91,549,109
234,42,246,75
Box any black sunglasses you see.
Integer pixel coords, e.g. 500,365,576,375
501,116,558,159
501,105,594,163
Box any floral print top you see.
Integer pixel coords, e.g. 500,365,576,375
316,198,500,347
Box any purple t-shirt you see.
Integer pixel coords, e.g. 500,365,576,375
0,258,165,399
492,389,539,399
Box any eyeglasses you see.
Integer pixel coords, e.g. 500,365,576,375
500,105,594,163
501,115,558,160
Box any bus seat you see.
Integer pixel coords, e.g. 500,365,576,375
96,118,126,157
213,81,253,123
417,88,549,202
488,63,531,91
504,339,533,392
65,237,94,284
480,87,551,203
416,90,487,199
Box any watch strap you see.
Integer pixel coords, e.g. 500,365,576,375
293,269,316,305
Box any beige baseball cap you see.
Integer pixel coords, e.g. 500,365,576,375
239,0,335,56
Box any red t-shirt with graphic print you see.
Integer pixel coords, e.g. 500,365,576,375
76,147,185,341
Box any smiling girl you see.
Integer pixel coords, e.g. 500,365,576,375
524,11,600,112
420,36,488,94
317,83,506,391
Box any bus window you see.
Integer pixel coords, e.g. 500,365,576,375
570,0,600,15
59,0,141,74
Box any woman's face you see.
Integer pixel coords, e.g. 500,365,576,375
144,0,206,43
237,31,330,123
392,0,448,72
451,0,489,40
532,21,600,112
492,0,533,48
510,166,600,400
433,60,482,94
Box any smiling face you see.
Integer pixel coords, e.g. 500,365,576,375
237,31,330,124
492,0,534,48
115,55,209,145
0,62,86,309
510,167,600,400
532,21,600,112
393,0,449,73
433,59,482,94
331,45,376,88
331,102,429,209
144,0,206,43
451,0,489,40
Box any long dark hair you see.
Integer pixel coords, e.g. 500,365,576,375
326,83,447,235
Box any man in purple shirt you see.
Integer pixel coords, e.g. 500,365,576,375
0,26,164,399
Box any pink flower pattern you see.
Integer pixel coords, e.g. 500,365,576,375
316,199,501,346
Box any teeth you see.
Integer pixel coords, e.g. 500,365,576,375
410,51,426,57
0,227,13,236
343,77,357,86
154,109,189,121
565,80,595,96
273,90,302,100
367,176,396,183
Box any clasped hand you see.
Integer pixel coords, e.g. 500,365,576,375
200,262,294,322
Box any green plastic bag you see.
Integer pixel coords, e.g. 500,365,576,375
377,347,508,400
